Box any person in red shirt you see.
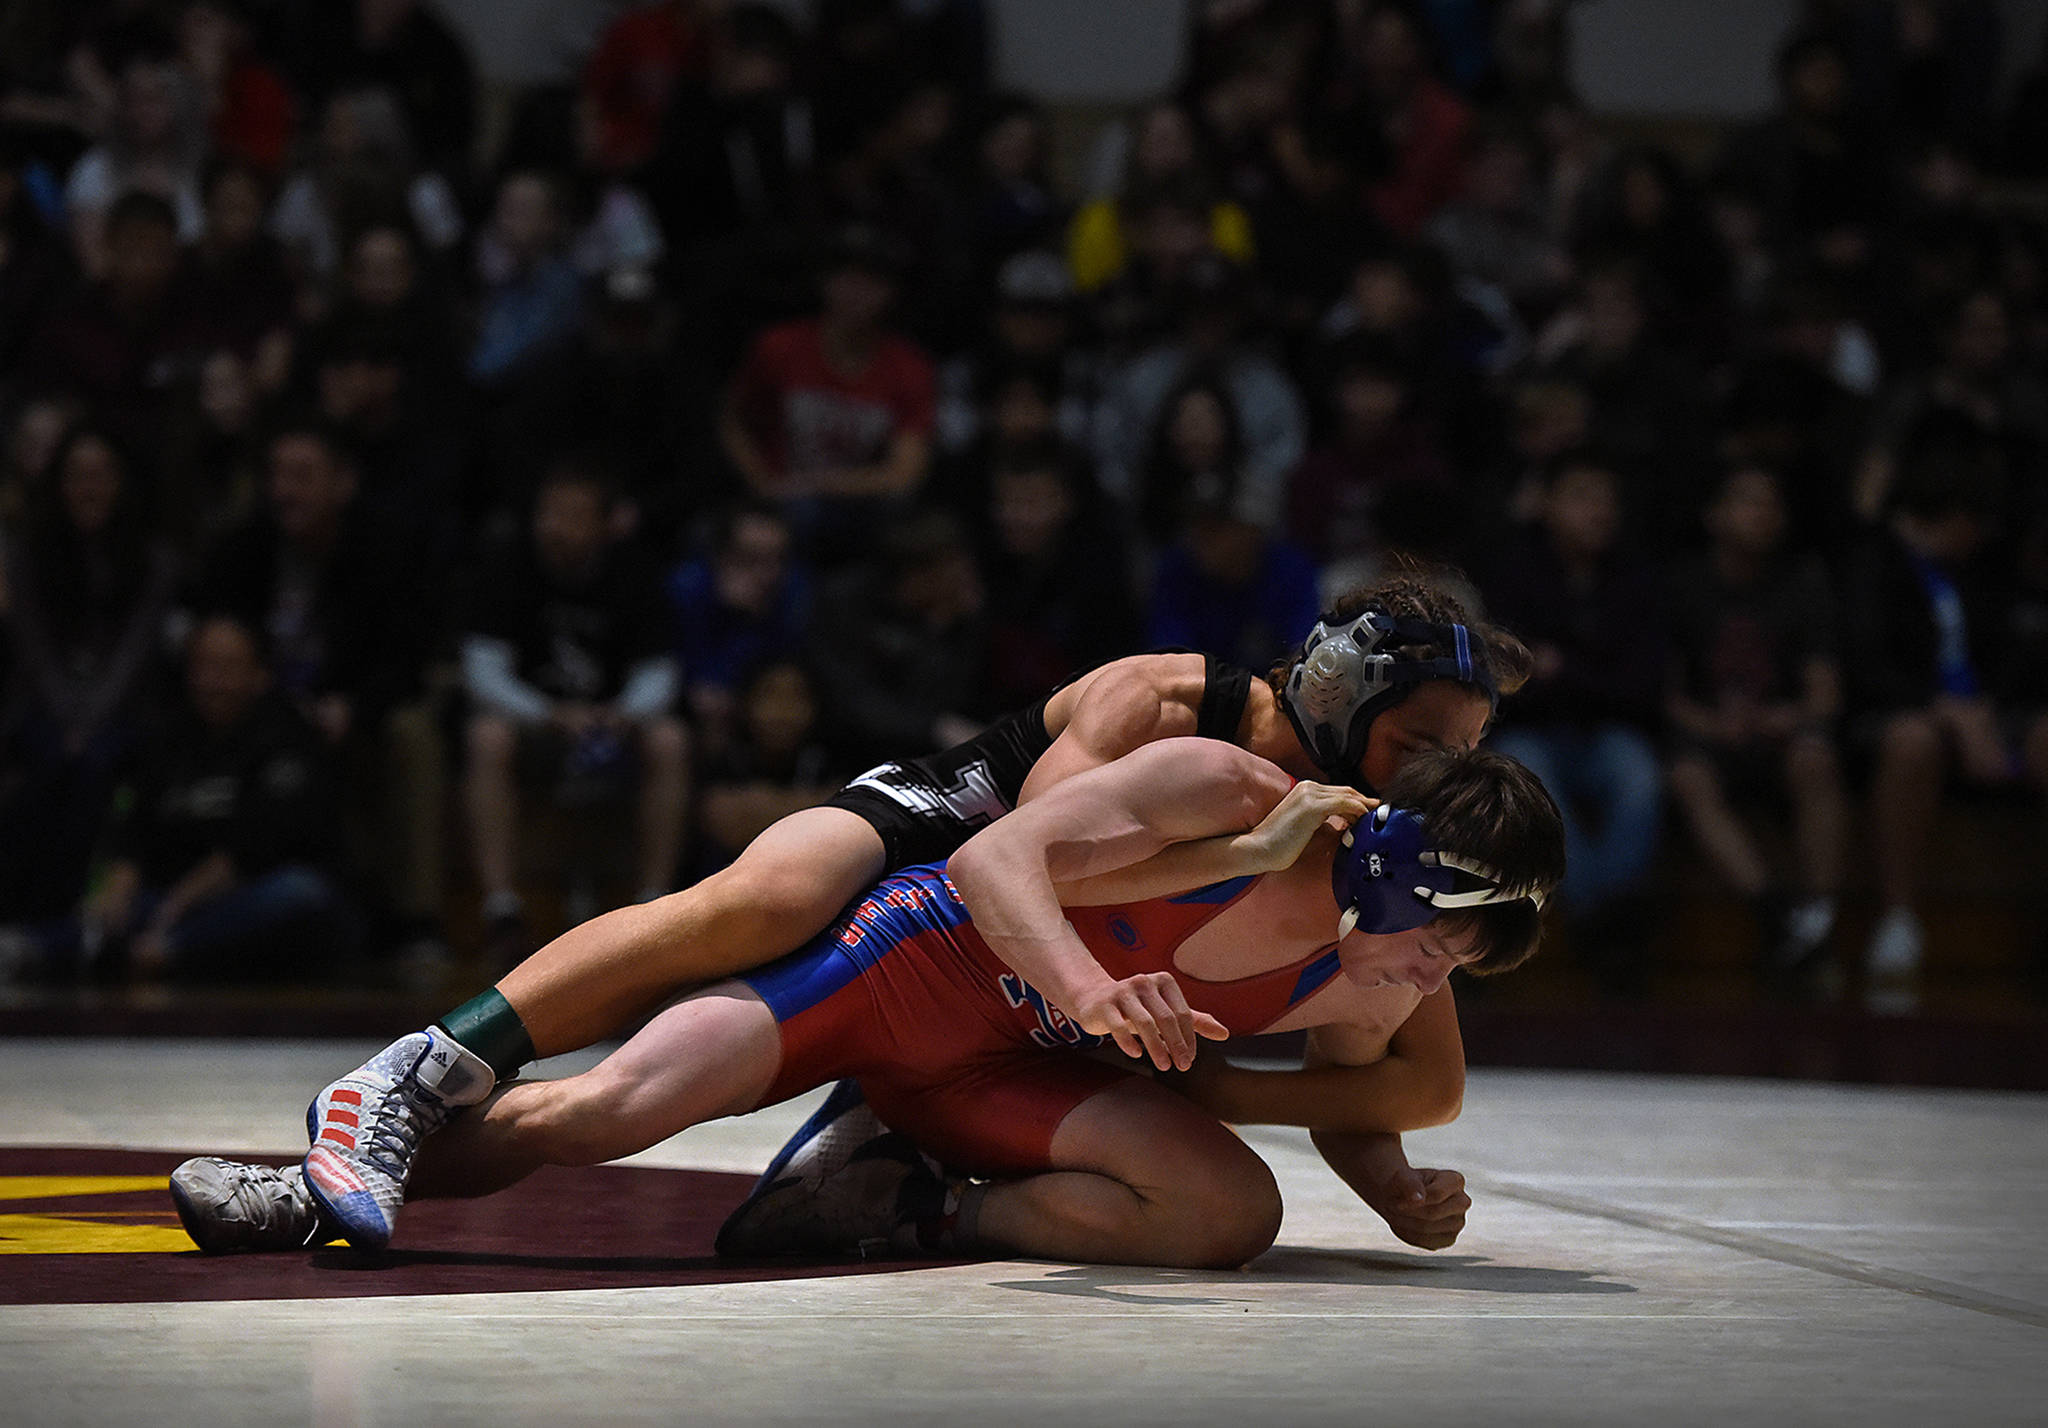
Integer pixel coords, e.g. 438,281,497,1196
580,0,710,175
719,225,936,557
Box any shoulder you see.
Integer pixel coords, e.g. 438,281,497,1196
1065,652,1210,736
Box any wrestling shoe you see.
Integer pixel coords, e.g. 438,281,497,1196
170,1157,332,1253
716,1080,907,1257
302,1029,494,1251
717,1130,953,1258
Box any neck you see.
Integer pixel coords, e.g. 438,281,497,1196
1242,681,1324,782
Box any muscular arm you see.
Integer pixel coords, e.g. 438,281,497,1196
1017,656,1210,803
948,737,1293,1064
1185,989,1465,1134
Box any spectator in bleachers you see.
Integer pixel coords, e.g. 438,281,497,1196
1716,29,1889,291
31,613,349,982
159,346,261,554
1143,378,1319,671
1482,449,1667,990
642,3,812,256
694,659,842,875
1836,0,2001,152
974,439,1138,713
33,191,205,452
1094,253,1305,538
0,420,175,921
580,0,712,177
314,220,461,392
177,0,296,176
1425,118,1572,328
0,393,84,525
306,314,465,541
1338,1,1471,239
188,412,443,950
1853,287,2048,523
667,501,812,759
1489,374,1589,531
968,94,1063,279
719,224,936,560
1534,256,1716,551
1288,335,1457,591
64,48,208,274
1842,451,2016,1010
1664,464,1846,996
499,264,704,545
286,0,476,179
469,169,585,390
270,87,464,281
460,460,686,961
1718,278,1876,554
806,508,987,767
1069,101,1255,293
1572,145,1731,351
936,250,1093,455
186,158,292,381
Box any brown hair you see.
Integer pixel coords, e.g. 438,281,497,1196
1380,746,1565,975
1265,557,1534,704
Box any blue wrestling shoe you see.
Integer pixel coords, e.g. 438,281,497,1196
302,1030,493,1252
716,1080,929,1257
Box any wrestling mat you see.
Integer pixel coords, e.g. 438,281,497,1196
0,1147,961,1305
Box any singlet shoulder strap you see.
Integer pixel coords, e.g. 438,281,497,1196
1196,654,1256,744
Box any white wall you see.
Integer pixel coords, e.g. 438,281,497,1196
426,0,2048,114
992,0,1188,103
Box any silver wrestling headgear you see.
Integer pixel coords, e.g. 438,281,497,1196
1281,607,1496,788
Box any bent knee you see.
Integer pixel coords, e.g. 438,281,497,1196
1174,1160,1284,1269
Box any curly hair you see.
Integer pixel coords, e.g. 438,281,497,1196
1264,555,1534,704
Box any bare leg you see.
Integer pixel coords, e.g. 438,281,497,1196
465,714,521,905
632,714,691,895
1667,754,1766,896
494,805,887,1055
1871,710,1946,909
974,1078,1283,1270
409,983,783,1201
1784,731,1845,897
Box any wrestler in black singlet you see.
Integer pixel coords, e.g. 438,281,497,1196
822,654,1257,871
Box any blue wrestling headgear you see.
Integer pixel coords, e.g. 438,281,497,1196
1282,606,1499,788
1332,804,1545,939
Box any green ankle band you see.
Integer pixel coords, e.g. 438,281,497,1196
435,988,536,1078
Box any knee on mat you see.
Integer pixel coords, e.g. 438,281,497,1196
1148,1145,1284,1269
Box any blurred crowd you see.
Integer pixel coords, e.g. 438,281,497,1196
1,0,2045,1007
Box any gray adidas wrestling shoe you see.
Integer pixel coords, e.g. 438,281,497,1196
303,1029,494,1252
170,1157,333,1253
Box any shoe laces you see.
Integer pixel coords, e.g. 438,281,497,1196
362,1081,443,1181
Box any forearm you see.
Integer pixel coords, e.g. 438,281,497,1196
1312,1126,1417,1204
155,852,236,926
1193,1055,1462,1134
950,740,1288,1010
1053,826,1273,906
